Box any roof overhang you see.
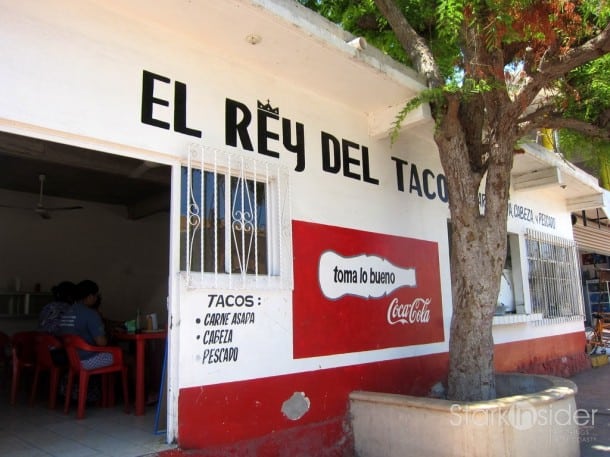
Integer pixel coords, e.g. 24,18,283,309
513,142,610,217
95,0,430,138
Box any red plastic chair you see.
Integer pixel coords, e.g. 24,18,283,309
30,333,65,409
62,334,129,419
10,331,38,405
0,331,10,390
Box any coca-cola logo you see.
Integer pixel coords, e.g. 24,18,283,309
387,297,431,325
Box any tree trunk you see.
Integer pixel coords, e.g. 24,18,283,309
435,103,515,401
446,211,504,401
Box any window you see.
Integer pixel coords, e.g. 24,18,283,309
525,228,584,321
180,145,292,289
498,235,515,313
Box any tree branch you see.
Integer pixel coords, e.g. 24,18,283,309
373,0,443,88
538,23,610,77
517,104,556,130
519,114,610,141
511,23,610,118
543,116,610,141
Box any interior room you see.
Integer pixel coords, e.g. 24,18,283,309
0,130,174,456
0,131,171,331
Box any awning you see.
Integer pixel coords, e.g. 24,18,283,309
572,190,610,255
512,143,610,254
573,221,610,256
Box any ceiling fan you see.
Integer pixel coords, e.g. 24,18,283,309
0,174,84,219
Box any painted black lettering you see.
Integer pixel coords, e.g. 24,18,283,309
257,108,280,158
141,70,170,130
282,118,305,172
173,81,202,138
437,175,449,202
362,146,379,185
391,156,408,192
342,139,361,180
409,164,423,196
225,98,253,150
422,169,436,199
321,131,341,173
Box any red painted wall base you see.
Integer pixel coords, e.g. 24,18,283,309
494,331,588,376
167,331,588,457
160,418,352,457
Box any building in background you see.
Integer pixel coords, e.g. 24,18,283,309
0,1,604,454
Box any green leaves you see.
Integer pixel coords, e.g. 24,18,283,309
560,53,610,187
391,88,445,141
303,0,610,178
566,54,610,124
579,0,610,30
436,0,465,47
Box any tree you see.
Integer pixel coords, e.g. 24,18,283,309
560,53,610,188
302,0,610,401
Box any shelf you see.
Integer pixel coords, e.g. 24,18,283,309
0,291,53,318
493,313,543,326
586,279,610,314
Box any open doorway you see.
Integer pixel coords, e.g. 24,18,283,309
0,130,171,328
0,130,173,450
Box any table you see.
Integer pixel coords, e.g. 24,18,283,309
114,330,167,416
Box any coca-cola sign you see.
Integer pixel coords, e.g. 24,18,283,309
387,297,431,325
292,221,444,358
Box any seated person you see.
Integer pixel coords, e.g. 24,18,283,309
39,281,76,335
90,294,126,341
58,280,114,370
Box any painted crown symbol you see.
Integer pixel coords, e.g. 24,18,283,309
257,99,279,115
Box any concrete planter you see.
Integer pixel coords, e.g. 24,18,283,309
350,373,580,457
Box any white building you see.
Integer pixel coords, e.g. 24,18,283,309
0,1,602,454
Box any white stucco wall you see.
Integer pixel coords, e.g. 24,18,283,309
0,0,585,400
0,1,571,356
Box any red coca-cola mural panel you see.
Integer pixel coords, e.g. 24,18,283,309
292,220,444,358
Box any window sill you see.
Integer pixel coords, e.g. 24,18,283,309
182,271,293,291
493,313,543,326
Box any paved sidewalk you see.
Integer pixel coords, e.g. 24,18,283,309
570,360,610,456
